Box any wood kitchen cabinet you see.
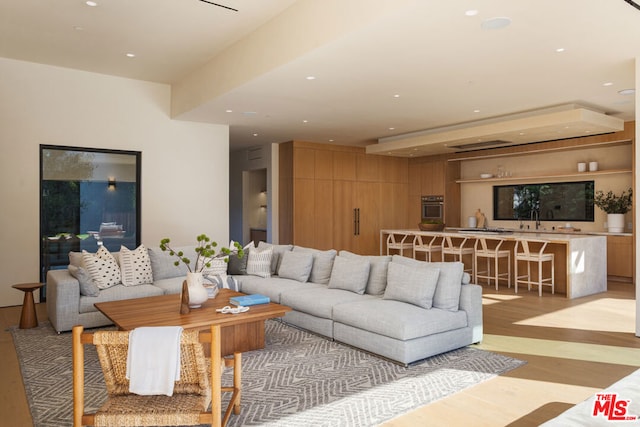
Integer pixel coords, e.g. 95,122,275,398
606,235,634,281
279,141,408,254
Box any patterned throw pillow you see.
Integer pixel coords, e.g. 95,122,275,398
210,274,240,292
119,244,153,286
198,256,228,277
246,246,273,278
82,246,121,289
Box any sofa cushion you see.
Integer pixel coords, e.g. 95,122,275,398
333,298,468,341
152,276,188,295
246,246,273,278
339,250,391,295
236,275,323,304
383,262,439,309
78,283,164,314
119,244,153,286
147,246,193,281
82,247,121,289
68,265,100,297
391,255,463,311
328,256,370,294
258,242,293,275
293,247,337,284
278,251,313,282
281,287,375,319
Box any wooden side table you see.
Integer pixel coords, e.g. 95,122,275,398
12,282,44,329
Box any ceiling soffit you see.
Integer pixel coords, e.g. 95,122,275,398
366,105,625,157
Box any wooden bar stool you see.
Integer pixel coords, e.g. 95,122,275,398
386,232,413,257
442,235,475,277
474,237,511,290
413,233,442,262
514,239,555,296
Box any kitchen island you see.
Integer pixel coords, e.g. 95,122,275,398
380,229,607,299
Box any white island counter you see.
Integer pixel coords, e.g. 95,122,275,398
380,229,607,299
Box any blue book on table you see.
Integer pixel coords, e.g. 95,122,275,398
230,294,270,306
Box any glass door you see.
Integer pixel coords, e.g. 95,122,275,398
40,145,141,299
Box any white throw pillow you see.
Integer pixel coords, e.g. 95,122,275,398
246,246,273,278
119,244,153,286
198,256,228,277
82,246,121,289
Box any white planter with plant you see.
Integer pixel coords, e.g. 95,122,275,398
160,235,244,308
593,188,632,233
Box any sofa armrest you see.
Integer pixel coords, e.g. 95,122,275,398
46,269,81,333
459,283,483,343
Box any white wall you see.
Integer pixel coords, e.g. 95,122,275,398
635,57,640,337
0,58,229,307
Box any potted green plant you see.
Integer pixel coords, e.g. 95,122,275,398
160,235,244,307
593,188,632,233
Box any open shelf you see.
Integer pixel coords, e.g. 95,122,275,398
456,168,631,184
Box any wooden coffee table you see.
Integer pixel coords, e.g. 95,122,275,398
94,289,291,356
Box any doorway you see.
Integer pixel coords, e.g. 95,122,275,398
243,168,267,245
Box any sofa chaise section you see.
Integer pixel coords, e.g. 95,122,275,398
333,282,482,365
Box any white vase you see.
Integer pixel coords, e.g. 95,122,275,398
186,272,208,308
607,213,625,233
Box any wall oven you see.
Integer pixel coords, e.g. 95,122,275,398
421,195,444,222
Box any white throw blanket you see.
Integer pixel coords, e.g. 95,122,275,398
126,326,183,396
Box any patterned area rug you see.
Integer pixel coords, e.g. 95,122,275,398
11,320,525,427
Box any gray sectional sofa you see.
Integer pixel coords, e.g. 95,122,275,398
46,242,483,365
238,243,483,365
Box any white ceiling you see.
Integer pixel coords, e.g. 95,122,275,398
2,0,639,154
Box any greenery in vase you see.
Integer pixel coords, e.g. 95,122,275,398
593,188,632,214
159,234,244,273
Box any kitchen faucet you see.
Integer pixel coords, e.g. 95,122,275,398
531,209,541,230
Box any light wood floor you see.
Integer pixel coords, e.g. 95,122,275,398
2,281,639,426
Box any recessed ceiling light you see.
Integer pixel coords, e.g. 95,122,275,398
465,9,479,16
303,120,308,123
125,53,136,58
328,139,334,142
85,1,98,6
225,109,233,113
388,127,395,131
73,26,84,31
473,109,481,113
393,94,400,98
481,17,511,30
555,48,565,53
252,133,259,137
618,88,636,96
603,82,613,86
306,76,316,80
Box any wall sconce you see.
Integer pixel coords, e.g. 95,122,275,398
108,177,116,190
